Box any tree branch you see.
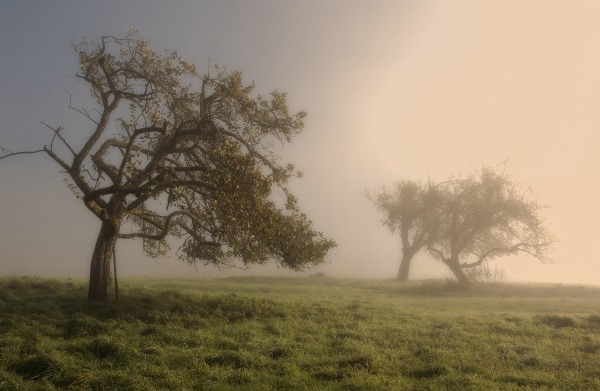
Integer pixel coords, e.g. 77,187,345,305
460,242,527,268
428,247,449,264
0,149,45,160
120,210,215,241
67,92,100,126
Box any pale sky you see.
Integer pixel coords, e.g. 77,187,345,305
1,1,599,284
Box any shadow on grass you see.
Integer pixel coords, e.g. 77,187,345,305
0,277,286,333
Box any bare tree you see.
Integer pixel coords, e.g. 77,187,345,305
428,167,554,287
1,31,335,301
367,180,444,280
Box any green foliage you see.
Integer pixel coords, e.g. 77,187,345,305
72,32,335,271
2,276,600,390
2,30,336,301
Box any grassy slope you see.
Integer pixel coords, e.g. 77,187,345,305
1,276,600,390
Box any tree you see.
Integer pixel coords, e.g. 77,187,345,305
428,167,553,287
367,180,443,280
0,31,336,301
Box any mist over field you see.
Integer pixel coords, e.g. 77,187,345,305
1,1,600,285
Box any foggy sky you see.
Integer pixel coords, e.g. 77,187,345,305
1,1,599,284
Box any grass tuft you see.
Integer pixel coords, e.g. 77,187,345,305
63,316,107,338
204,351,254,369
585,314,600,327
580,342,600,353
338,354,377,373
407,365,448,379
269,346,292,360
89,336,126,360
534,314,576,328
12,354,62,380
313,369,347,381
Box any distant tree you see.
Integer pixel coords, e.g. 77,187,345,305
0,31,335,301
428,167,554,287
367,180,444,280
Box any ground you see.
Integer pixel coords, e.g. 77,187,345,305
1,276,599,390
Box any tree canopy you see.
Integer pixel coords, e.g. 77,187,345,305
429,167,553,286
371,167,553,286
367,180,443,280
0,31,336,301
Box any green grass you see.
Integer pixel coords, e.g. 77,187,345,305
1,276,600,390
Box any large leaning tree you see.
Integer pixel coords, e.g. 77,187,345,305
428,167,554,287
367,180,444,280
0,32,335,301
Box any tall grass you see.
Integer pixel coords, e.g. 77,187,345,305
1,276,599,390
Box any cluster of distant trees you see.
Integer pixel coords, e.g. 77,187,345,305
368,167,553,287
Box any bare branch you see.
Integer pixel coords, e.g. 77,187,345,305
67,92,99,125
41,122,77,156
460,243,527,269
42,146,71,172
0,149,45,160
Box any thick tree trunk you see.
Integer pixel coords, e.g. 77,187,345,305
447,260,471,288
88,220,119,302
397,252,413,281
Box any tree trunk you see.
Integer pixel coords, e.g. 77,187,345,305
397,252,413,281
88,220,119,302
447,259,471,288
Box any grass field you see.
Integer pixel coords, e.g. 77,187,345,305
1,276,600,390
